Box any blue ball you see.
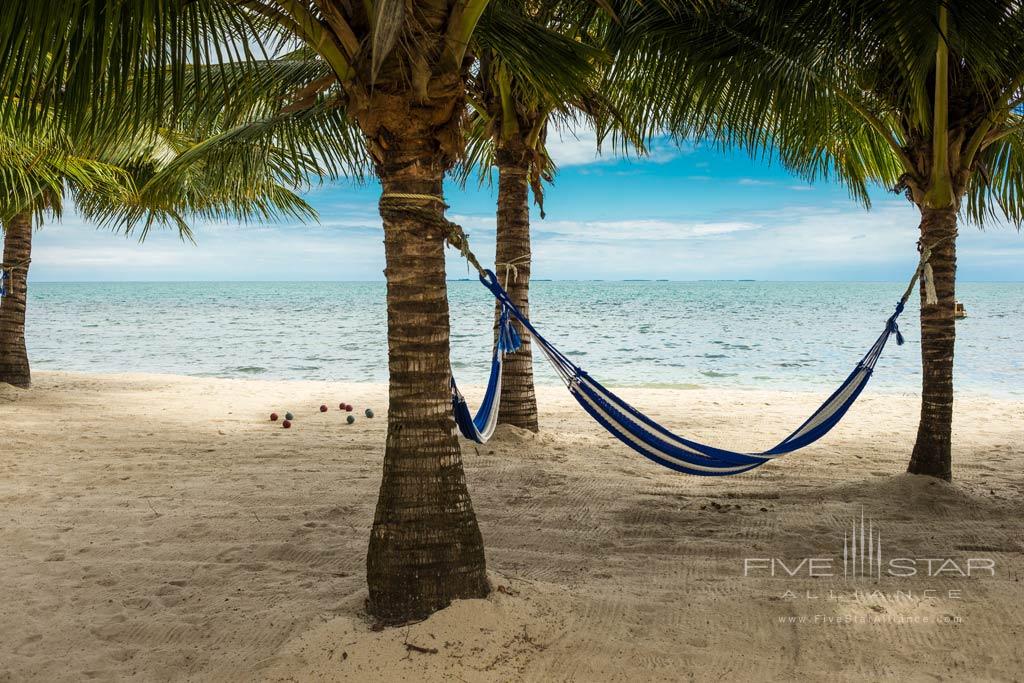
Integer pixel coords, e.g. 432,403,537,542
284,412,294,421
346,415,355,424
364,408,374,418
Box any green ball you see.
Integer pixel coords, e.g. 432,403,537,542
284,412,294,421
364,408,374,418
346,415,355,424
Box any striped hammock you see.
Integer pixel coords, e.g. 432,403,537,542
453,270,910,477
451,305,521,442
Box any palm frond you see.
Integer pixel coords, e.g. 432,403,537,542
0,0,272,135
613,0,1024,223
0,122,132,223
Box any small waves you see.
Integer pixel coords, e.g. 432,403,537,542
24,280,1024,396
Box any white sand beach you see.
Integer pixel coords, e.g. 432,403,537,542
1,372,1022,681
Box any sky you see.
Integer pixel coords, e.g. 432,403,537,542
29,128,1024,282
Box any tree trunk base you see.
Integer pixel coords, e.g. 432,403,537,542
0,365,31,388
907,422,953,481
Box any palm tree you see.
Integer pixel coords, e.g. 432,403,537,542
2,0,575,623
0,210,34,386
161,1,602,623
221,1,499,624
1,126,134,387
461,0,615,432
647,0,1024,481
0,114,318,388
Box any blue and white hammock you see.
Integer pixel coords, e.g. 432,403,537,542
451,305,521,442
452,269,914,477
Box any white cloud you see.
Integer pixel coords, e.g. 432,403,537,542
450,214,759,241
33,244,186,269
738,178,774,186
448,201,1024,281
546,127,605,166
26,190,1023,283
513,201,930,280
545,123,688,167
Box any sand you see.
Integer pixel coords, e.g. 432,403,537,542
1,371,1022,681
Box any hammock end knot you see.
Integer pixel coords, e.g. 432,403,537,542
887,301,907,345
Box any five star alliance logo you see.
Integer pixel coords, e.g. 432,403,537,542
743,507,996,579
844,509,882,579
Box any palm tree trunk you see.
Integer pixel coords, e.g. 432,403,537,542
907,206,957,480
493,147,539,432
366,137,489,624
0,209,32,388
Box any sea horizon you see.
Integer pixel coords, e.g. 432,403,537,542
29,277,1024,284
25,280,1024,397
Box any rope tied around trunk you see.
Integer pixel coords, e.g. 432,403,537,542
0,259,30,297
885,235,955,343
378,193,487,278
495,255,530,284
379,192,448,206
911,233,957,307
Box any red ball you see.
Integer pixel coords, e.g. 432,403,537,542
319,404,328,412
339,403,345,411
282,419,292,429
344,404,353,412
270,413,279,422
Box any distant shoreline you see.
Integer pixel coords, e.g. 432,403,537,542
9,370,1020,402
26,279,1024,285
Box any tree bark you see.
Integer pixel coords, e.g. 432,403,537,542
493,144,539,432
907,206,957,481
0,210,32,388
365,134,489,624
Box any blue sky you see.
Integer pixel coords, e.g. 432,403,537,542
30,128,1024,282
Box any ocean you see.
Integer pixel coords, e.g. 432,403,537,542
24,280,1024,397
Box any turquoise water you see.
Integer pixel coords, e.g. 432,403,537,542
24,280,1024,396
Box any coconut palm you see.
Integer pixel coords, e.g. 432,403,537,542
0,116,319,388
178,2,626,623
1,0,605,623
460,0,619,432
0,125,132,386
643,0,1024,481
